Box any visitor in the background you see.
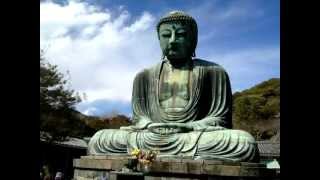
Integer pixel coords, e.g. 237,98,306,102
43,165,52,180
55,171,64,180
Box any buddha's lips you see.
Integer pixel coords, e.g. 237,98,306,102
167,44,179,51
168,50,177,55
167,48,181,55
167,48,177,52
164,49,178,56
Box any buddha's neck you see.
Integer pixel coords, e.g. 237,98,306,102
165,57,192,69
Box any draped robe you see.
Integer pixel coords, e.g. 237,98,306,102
88,59,260,162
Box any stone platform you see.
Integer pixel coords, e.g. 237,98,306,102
73,155,279,180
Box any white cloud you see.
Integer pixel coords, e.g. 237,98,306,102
40,0,110,41
124,12,154,33
40,0,160,109
207,46,280,91
83,107,98,116
41,0,279,115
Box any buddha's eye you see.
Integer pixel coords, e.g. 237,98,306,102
161,33,171,38
176,29,187,37
176,32,186,37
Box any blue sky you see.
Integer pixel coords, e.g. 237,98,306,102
40,0,279,117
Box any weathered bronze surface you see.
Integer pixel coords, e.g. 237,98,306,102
88,11,260,162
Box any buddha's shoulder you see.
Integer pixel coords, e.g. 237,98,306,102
134,63,159,79
193,58,227,73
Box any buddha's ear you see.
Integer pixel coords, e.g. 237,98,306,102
161,54,165,60
157,29,161,40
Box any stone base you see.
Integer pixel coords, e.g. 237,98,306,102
73,156,279,180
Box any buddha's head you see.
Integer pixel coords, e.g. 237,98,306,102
157,11,198,63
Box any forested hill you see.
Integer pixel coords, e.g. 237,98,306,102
232,78,280,141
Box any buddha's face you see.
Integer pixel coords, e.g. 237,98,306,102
159,22,193,62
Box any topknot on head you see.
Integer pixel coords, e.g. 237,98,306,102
156,10,197,33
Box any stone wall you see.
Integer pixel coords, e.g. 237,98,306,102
73,156,279,180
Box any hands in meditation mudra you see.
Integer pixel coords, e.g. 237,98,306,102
88,11,260,162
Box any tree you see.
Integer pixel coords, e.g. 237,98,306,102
40,50,79,113
40,50,83,142
232,78,280,140
87,114,132,131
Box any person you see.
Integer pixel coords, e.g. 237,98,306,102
42,165,51,180
88,11,259,162
55,171,63,180
40,171,43,180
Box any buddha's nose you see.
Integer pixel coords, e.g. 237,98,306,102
169,33,177,44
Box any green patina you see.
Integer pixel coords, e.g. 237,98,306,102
88,11,260,162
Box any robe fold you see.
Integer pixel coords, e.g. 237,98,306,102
131,59,232,129
88,59,259,162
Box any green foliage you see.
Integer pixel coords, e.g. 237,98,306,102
40,50,132,141
40,50,88,141
232,78,280,141
40,50,80,112
87,114,132,131
234,96,265,123
239,78,280,97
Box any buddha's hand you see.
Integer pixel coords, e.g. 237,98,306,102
203,126,226,131
147,123,193,135
187,118,227,131
120,124,150,131
120,117,152,131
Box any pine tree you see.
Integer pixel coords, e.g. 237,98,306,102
40,50,83,142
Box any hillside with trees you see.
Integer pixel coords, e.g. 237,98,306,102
84,114,131,130
232,78,280,141
40,50,132,142
40,50,95,141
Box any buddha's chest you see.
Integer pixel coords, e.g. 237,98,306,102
158,65,191,111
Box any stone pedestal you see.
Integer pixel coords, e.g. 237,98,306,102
73,156,279,180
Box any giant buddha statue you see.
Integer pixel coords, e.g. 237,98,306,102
88,11,260,162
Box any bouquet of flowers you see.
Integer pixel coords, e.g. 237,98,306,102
130,148,158,172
